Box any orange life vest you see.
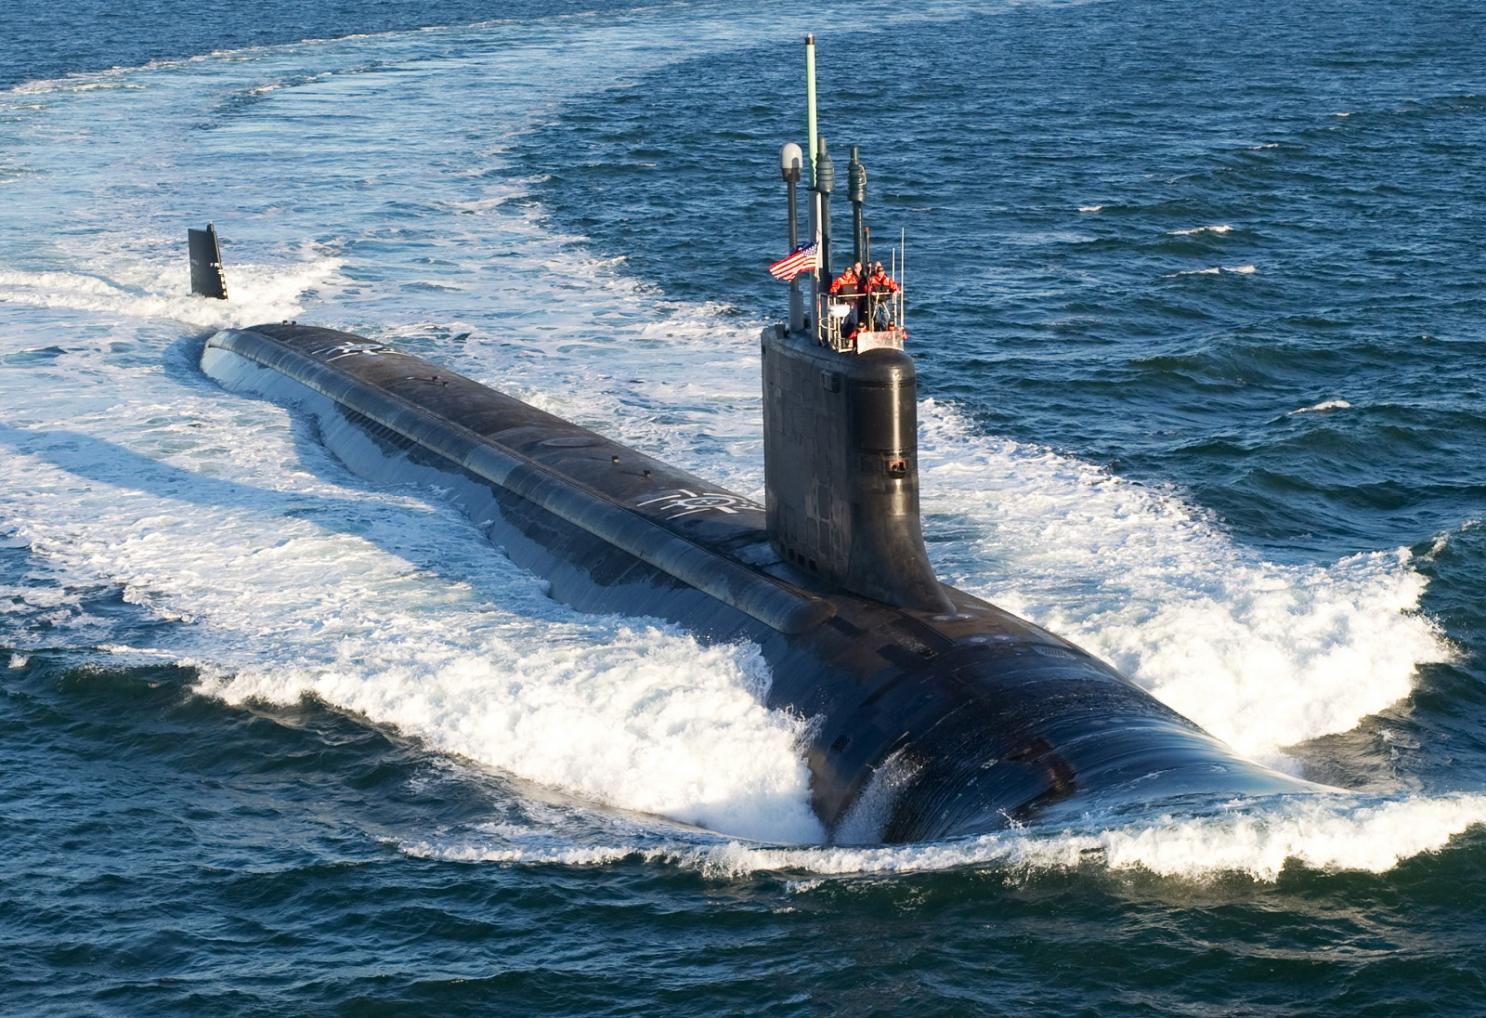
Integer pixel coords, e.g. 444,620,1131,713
829,269,859,295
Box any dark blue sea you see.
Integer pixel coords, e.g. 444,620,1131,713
2,1,1485,1013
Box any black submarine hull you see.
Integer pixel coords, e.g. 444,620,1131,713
202,323,1315,842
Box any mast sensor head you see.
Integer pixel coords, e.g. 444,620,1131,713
780,142,803,182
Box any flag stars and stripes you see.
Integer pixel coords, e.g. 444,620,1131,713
768,241,819,282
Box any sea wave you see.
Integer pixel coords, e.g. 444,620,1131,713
1290,398,1352,414
1168,263,1257,276
1167,224,1233,236
399,792,1486,883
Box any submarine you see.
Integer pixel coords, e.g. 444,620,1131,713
194,37,1316,842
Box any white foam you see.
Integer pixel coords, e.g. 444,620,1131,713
0,394,822,843
831,749,919,845
195,626,823,843
1290,398,1352,415
915,403,1449,766
1078,204,1104,213
1168,263,1256,276
0,255,343,330
1167,224,1233,236
7,654,27,669
402,793,1486,882
2,27,421,100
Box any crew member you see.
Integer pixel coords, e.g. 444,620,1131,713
866,261,899,331
829,261,862,296
829,261,863,338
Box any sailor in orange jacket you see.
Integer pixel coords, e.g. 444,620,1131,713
865,261,899,331
829,262,862,295
829,262,864,336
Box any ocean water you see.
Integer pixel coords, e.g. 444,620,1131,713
2,0,1484,1013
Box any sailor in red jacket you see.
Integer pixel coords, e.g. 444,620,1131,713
865,261,899,331
829,262,864,336
829,262,862,295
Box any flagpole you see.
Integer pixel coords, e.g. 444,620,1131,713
901,226,906,336
806,34,821,342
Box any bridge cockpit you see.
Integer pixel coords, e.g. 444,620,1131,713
819,259,906,354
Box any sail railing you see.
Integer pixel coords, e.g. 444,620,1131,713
864,289,904,335
815,290,906,353
817,293,854,351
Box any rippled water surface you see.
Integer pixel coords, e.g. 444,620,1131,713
2,0,1484,1013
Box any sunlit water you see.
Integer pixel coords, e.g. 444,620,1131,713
2,1,1484,1013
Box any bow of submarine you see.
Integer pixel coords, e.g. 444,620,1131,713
761,590,1316,843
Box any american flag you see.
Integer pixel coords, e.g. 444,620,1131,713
768,241,818,282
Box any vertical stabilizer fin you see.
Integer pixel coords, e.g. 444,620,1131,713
188,223,229,300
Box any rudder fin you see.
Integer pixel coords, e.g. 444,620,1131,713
188,223,229,300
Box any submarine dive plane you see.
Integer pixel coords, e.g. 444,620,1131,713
196,37,1316,842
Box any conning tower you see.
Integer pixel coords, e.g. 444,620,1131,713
761,327,947,612
762,35,949,614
